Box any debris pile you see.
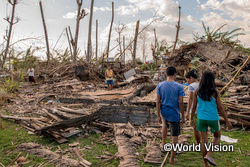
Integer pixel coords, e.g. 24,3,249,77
167,42,250,128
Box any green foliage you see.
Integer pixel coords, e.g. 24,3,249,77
202,22,226,42
194,22,245,47
140,62,156,71
155,40,172,57
236,45,250,55
53,48,71,63
19,71,24,82
0,118,119,166
1,78,19,93
136,58,143,66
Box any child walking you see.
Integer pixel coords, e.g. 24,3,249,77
191,71,232,167
185,70,200,144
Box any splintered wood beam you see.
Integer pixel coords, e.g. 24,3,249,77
220,54,250,94
37,108,102,132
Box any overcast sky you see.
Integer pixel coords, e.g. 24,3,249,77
0,0,249,61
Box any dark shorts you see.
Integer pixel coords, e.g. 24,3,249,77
106,80,113,85
29,76,35,83
162,119,180,136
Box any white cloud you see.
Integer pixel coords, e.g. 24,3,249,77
62,8,89,19
186,15,199,26
199,0,250,46
197,0,201,4
201,0,250,19
93,6,111,12
116,5,139,17
126,0,179,19
62,11,77,19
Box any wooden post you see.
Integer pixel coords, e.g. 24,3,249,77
65,27,73,60
96,19,98,65
220,55,250,94
39,0,50,64
1,0,18,69
132,20,140,68
87,0,94,62
172,6,181,56
106,2,114,58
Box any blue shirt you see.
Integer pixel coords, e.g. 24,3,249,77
197,96,219,121
157,81,185,122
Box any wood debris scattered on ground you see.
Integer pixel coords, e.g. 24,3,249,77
0,41,249,166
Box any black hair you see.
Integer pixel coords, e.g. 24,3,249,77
166,66,177,76
185,70,198,79
197,71,217,101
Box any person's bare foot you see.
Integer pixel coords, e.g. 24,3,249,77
169,158,177,164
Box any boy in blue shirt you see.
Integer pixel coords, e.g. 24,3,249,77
156,66,185,164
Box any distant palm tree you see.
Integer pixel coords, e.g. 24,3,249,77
194,22,245,46
202,22,226,42
220,28,245,45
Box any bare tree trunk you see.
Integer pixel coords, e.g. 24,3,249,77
106,2,114,58
1,0,18,69
172,6,181,56
68,26,74,61
39,0,50,64
153,28,158,68
95,19,98,65
73,0,87,64
118,17,157,60
118,32,122,62
141,31,147,63
87,0,94,62
122,36,125,65
65,27,73,60
132,20,140,68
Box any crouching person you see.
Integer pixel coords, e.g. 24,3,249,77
156,66,185,164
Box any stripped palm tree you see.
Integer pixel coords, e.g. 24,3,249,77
202,22,226,42
220,28,245,45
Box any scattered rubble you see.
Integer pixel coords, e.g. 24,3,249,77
0,41,249,166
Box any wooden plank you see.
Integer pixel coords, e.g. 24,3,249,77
37,108,102,132
80,88,135,96
42,109,62,121
228,112,250,121
58,106,91,115
0,114,45,121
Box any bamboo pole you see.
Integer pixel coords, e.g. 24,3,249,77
39,0,50,64
220,54,250,94
161,152,169,167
